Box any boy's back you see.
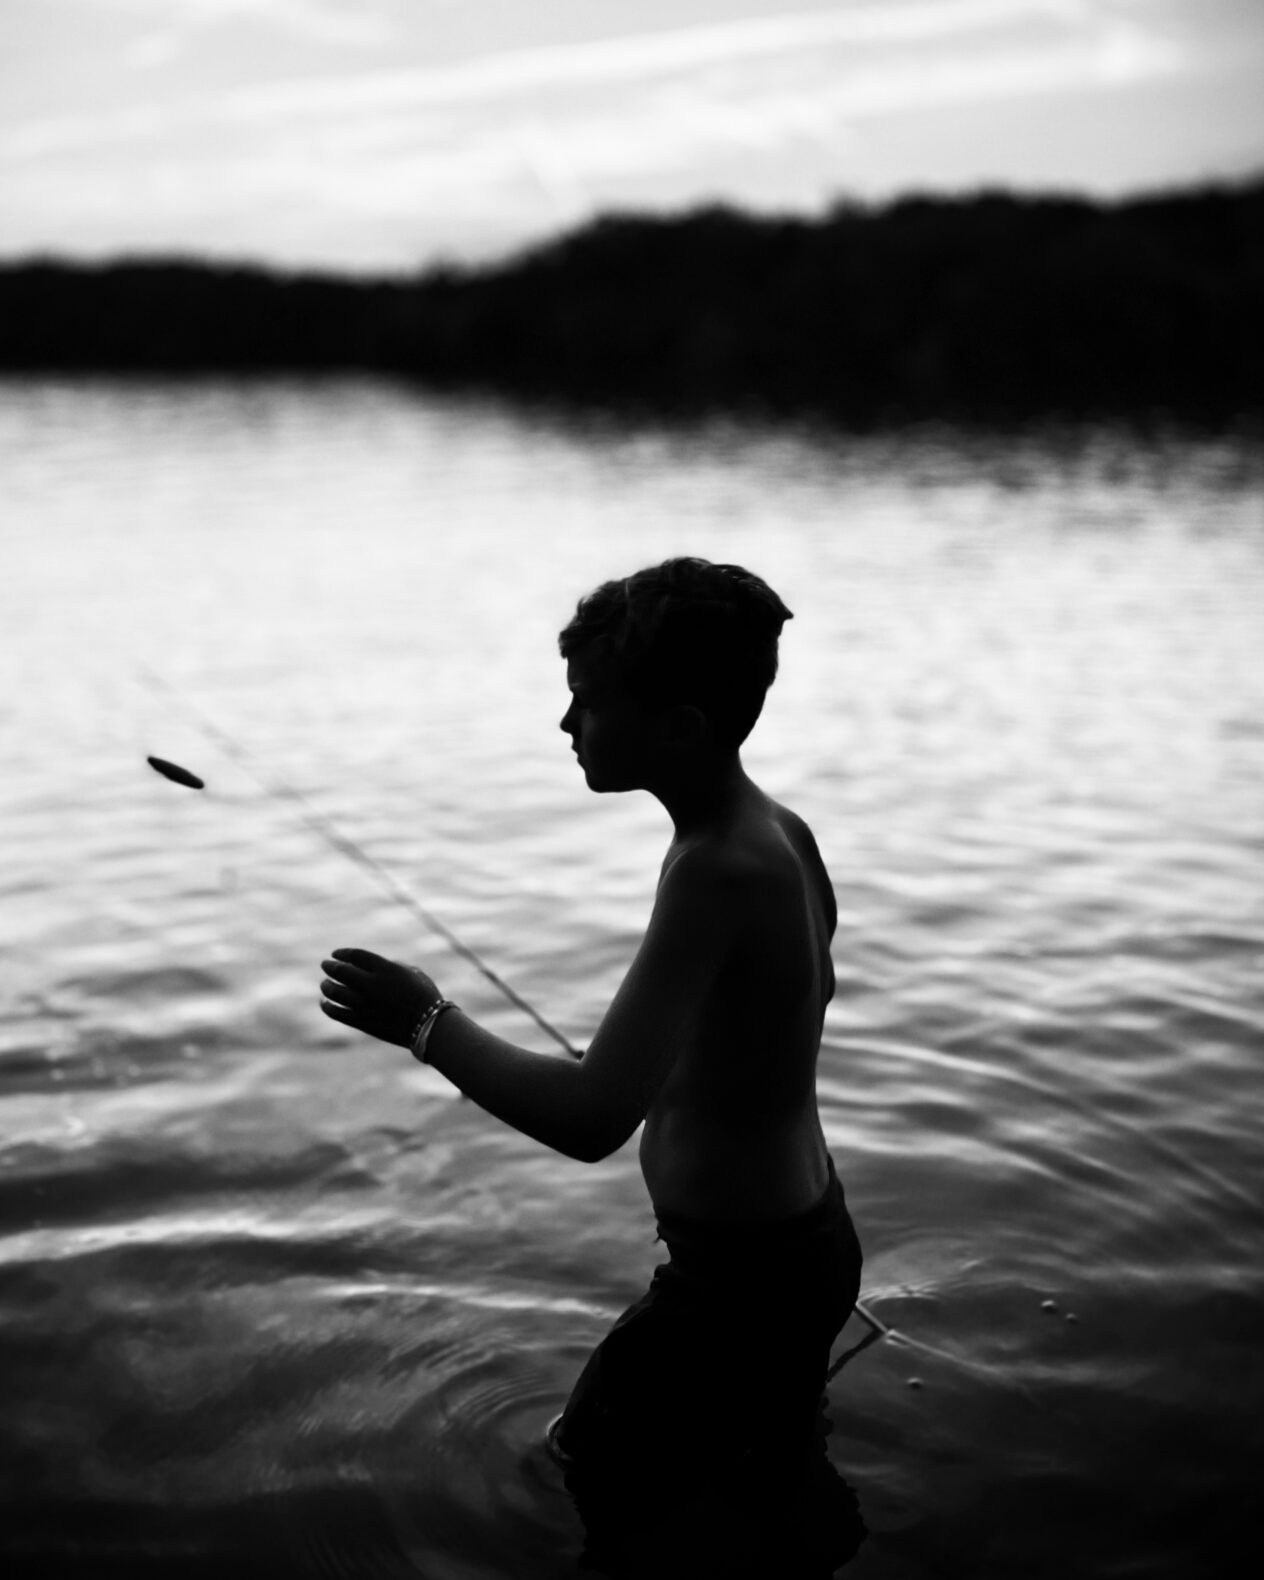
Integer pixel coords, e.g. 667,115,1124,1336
639,788,837,1224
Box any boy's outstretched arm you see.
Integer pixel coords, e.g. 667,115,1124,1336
319,848,741,1163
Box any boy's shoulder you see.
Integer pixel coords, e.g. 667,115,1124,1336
662,798,819,896
690,798,836,936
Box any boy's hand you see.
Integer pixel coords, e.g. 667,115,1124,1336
319,947,440,1048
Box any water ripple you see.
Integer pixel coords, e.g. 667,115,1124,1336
3,387,1261,1577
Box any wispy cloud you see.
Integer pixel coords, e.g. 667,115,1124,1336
0,1,1187,158
87,0,394,50
211,0,1100,120
310,29,1188,192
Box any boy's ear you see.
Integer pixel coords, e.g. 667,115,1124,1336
660,703,709,750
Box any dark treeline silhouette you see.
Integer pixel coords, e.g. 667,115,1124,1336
2,181,1261,425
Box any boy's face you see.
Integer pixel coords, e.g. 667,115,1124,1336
560,650,657,793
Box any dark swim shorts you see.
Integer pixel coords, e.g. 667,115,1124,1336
551,1155,863,1486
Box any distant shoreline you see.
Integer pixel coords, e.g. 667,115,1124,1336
2,181,1261,428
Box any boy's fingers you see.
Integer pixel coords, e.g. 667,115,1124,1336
321,977,358,1007
329,947,380,972
320,999,356,1026
321,957,364,981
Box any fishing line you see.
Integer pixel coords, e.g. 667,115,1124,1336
138,665,891,1367
137,665,581,1059
828,1307,888,1376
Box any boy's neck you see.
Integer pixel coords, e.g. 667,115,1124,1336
654,753,759,842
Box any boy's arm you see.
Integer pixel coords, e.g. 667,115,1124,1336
414,1013,596,1159
431,848,742,1159
564,846,744,1153
321,849,742,1162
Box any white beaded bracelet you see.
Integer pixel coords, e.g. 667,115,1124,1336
410,999,458,1064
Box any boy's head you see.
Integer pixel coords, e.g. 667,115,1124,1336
558,558,793,756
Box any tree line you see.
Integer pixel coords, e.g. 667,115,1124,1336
1,180,1260,425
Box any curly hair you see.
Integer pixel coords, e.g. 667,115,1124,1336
558,557,793,749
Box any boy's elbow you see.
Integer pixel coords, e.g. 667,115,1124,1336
568,1138,609,1165
564,1065,640,1162
568,1109,637,1164
568,1127,626,1165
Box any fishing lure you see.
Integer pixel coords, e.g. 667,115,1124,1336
147,755,205,790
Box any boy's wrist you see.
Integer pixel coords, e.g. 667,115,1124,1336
410,998,458,1063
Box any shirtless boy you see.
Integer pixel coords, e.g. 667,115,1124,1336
318,557,862,1490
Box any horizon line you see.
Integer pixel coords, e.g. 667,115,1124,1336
1,172,1259,281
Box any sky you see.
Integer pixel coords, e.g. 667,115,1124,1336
2,0,1263,273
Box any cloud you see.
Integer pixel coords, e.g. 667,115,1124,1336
90,0,393,52
12,28,1184,213
123,33,184,71
0,0,1225,267
221,0,1095,120
1,0,1190,159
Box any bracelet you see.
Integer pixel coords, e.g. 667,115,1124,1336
410,998,458,1064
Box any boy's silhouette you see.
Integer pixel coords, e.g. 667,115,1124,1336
318,557,864,1563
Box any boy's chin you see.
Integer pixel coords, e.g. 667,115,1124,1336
580,763,634,794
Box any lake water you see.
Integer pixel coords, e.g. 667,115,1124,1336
2,380,1262,1578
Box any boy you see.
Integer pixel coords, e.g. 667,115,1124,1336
318,557,862,1498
